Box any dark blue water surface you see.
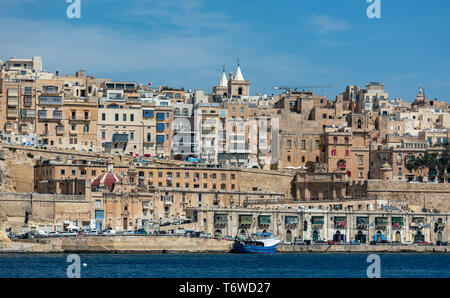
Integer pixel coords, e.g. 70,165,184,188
0,253,448,278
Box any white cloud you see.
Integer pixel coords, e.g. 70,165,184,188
309,14,350,34
0,1,335,94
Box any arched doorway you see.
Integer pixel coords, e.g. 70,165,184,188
333,230,341,242
414,231,424,243
355,231,366,243
395,231,401,243
239,229,246,240
375,231,384,243
437,231,443,243
312,230,319,242
286,230,292,243
214,229,222,239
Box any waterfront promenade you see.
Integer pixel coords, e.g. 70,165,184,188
1,236,449,253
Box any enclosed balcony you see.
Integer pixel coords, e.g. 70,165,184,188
311,216,324,229
21,109,36,119
163,195,173,206
7,108,19,118
56,125,65,136
410,217,425,229
356,217,369,230
392,217,404,229
239,214,253,228
334,217,347,229
375,217,388,230
285,216,299,228
7,96,18,106
258,215,271,228
214,213,228,228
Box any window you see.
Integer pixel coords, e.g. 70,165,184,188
115,113,119,121
345,148,350,156
123,114,127,121
333,137,338,144
157,123,165,132
221,174,226,180
102,113,106,121
130,114,134,122
287,140,291,150
331,148,336,156
359,156,364,165
301,140,306,150
157,113,165,121
60,169,65,175
156,135,165,144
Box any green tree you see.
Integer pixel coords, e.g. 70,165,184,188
437,145,450,182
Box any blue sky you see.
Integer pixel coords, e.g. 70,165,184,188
1,0,449,101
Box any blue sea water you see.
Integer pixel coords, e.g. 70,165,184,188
0,253,448,278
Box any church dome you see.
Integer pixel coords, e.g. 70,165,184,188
91,171,122,187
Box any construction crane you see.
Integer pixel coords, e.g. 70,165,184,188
274,85,332,93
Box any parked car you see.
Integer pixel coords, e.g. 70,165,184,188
282,241,292,245
314,240,326,244
404,241,413,245
294,239,306,245
103,230,116,236
134,229,148,235
7,232,16,239
37,230,48,237
47,231,61,237
85,230,99,236
122,230,135,236
61,231,78,237
417,241,431,245
223,236,234,241
173,229,186,236
327,240,338,245
153,230,167,235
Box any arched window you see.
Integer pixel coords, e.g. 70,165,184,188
357,119,362,129
174,108,180,116
238,87,243,95
182,108,189,117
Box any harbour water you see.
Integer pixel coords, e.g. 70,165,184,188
0,253,448,278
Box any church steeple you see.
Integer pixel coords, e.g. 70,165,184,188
219,65,228,87
234,59,245,81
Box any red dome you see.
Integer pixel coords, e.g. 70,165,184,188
91,171,122,187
